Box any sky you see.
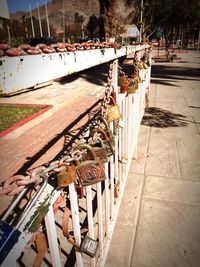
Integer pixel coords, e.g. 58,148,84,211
6,0,50,13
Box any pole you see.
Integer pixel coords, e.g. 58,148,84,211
139,0,143,43
45,1,50,37
29,3,35,38
37,2,43,37
7,24,11,43
81,24,85,39
62,0,65,42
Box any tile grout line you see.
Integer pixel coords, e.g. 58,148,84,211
175,137,182,179
142,196,200,208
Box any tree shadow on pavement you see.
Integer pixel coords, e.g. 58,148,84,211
151,65,200,81
142,107,188,128
150,78,180,87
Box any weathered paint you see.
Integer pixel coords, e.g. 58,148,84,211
0,45,149,95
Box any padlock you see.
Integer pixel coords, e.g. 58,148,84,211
127,79,138,94
0,174,48,265
74,144,107,187
91,136,109,164
137,61,144,70
62,207,99,258
76,184,84,199
80,235,99,258
119,75,129,93
90,128,114,157
97,116,115,147
114,181,120,198
105,96,121,123
57,163,77,188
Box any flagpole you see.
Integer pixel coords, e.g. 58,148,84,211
29,3,35,37
45,1,50,37
37,2,43,37
62,0,65,42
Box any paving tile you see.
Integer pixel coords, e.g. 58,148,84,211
130,125,150,174
105,223,135,267
116,173,144,226
131,199,200,267
143,175,200,206
176,134,200,180
145,135,181,178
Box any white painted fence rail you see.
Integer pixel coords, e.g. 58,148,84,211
0,44,149,95
0,45,151,267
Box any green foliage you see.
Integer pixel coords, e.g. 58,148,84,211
134,0,200,44
0,105,42,133
11,37,24,47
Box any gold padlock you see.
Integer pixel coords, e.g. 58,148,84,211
105,96,121,123
97,116,115,147
57,164,76,188
74,144,107,187
127,79,138,94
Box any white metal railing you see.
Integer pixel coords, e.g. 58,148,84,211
43,55,151,267
0,46,151,267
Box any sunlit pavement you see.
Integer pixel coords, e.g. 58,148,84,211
105,49,200,267
0,50,200,267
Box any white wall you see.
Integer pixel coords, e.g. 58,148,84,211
0,0,10,19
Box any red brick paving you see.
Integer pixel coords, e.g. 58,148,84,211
0,92,103,213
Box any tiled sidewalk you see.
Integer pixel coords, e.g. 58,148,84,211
105,50,200,267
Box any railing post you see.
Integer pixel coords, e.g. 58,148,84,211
45,205,62,267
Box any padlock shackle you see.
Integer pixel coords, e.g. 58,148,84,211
108,95,116,106
97,116,109,130
74,144,98,161
90,127,109,141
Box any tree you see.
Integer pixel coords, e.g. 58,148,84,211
133,0,200,46
99,0,117,41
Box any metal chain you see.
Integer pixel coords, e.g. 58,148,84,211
101,62,115,114
0,54,137,196
0,111,109,196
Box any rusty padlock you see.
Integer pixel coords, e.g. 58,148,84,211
127,78,138,94
57,163,77,188
97,116,115,147
74,144,107,187
105,96,121,123
119,75,129,93
114,180,120,198
91,136,109,164
90,128,114,157
76,184,84,199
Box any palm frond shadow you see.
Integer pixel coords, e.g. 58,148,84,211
142,107,188,128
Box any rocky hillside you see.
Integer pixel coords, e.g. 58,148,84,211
10,0,137,35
